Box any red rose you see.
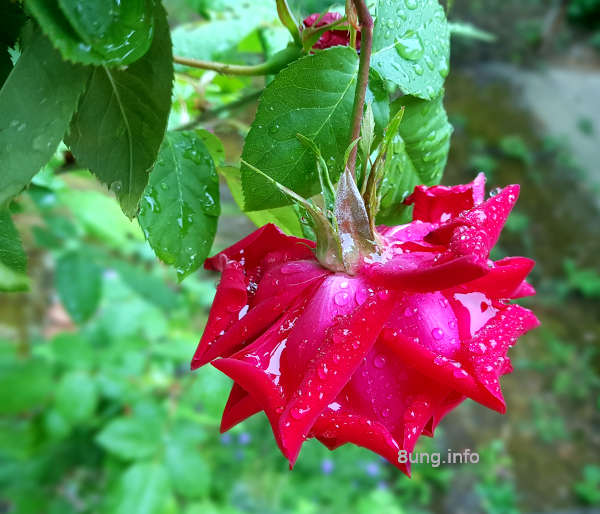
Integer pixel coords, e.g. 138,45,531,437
302,12,360,50
192,174,539,475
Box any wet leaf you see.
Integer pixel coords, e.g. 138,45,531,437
241,46,359,210
29,0,154,66
371,0,450,100
0,29,89,207
138,131,220,281
65,4,172,218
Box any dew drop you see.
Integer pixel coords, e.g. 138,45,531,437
373,354,386,369
334,291,350,306
355,287,368,305
318,365,328,379
431,327,444,340
290,407,303,420
394,30,424,61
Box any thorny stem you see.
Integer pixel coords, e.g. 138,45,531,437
346,0,373,181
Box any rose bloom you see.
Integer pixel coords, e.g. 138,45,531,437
192,174,539,475
302,12,360,50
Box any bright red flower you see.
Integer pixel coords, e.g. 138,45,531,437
192,174,539,475
302,12,360,50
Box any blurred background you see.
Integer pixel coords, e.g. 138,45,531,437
1,1,599,513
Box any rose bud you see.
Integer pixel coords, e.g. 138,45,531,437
302,12,360,50
191,173,539,475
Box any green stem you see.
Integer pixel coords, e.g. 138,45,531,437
173,45,303,76
176,90,262,131
276,0,302,46
346,0,373,180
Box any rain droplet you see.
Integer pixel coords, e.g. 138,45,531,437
405,0,418,9
318,365,328,379
394,30,425,61
355,287,368,305
373,354,386,369
431,328,444,340
334,291,350,306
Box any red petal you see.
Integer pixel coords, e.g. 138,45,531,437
457,257,535,300
405,173,486,223
212,357,287,453
220,384,261,433
363,252,488,292
192,262,327,369
191,257,247,369
426,185,520,261
205,223,315,274
462,305,540,408
277,287,398,466
310,341,449,475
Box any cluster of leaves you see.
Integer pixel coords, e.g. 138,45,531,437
1,0,455,290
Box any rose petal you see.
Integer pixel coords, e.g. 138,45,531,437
405,172,486,223
220,384,261,433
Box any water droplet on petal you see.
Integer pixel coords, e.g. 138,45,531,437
373,354,386,368
431,328,444,340
334,291,350,306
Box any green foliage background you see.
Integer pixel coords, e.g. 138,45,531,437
1,0,599,513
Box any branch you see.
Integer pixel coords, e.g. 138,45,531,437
174,45,303,76
175,90,262,131
173,56,274,76
346,0,373,180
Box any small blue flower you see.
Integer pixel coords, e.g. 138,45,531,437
238,432,252,445
365,461,380,477
321,458,334,474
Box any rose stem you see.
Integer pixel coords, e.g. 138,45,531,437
346,0,373,181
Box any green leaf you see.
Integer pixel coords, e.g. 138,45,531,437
220,166,304,237
377,92,453,225
165,437,210,499
371,0,450,100
54,371,98,424
96,416,162,460
0,29,89,207
65,4,173,218
58,0,154,65
449,21,496,42
28,0,154,66
59,189,145,249
138,131,220,281
55,250,102,324
111,462,173,514
241,47,359,210
171,1,277,63
112,260,180,311
0,210,28,292
195,129,226,167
